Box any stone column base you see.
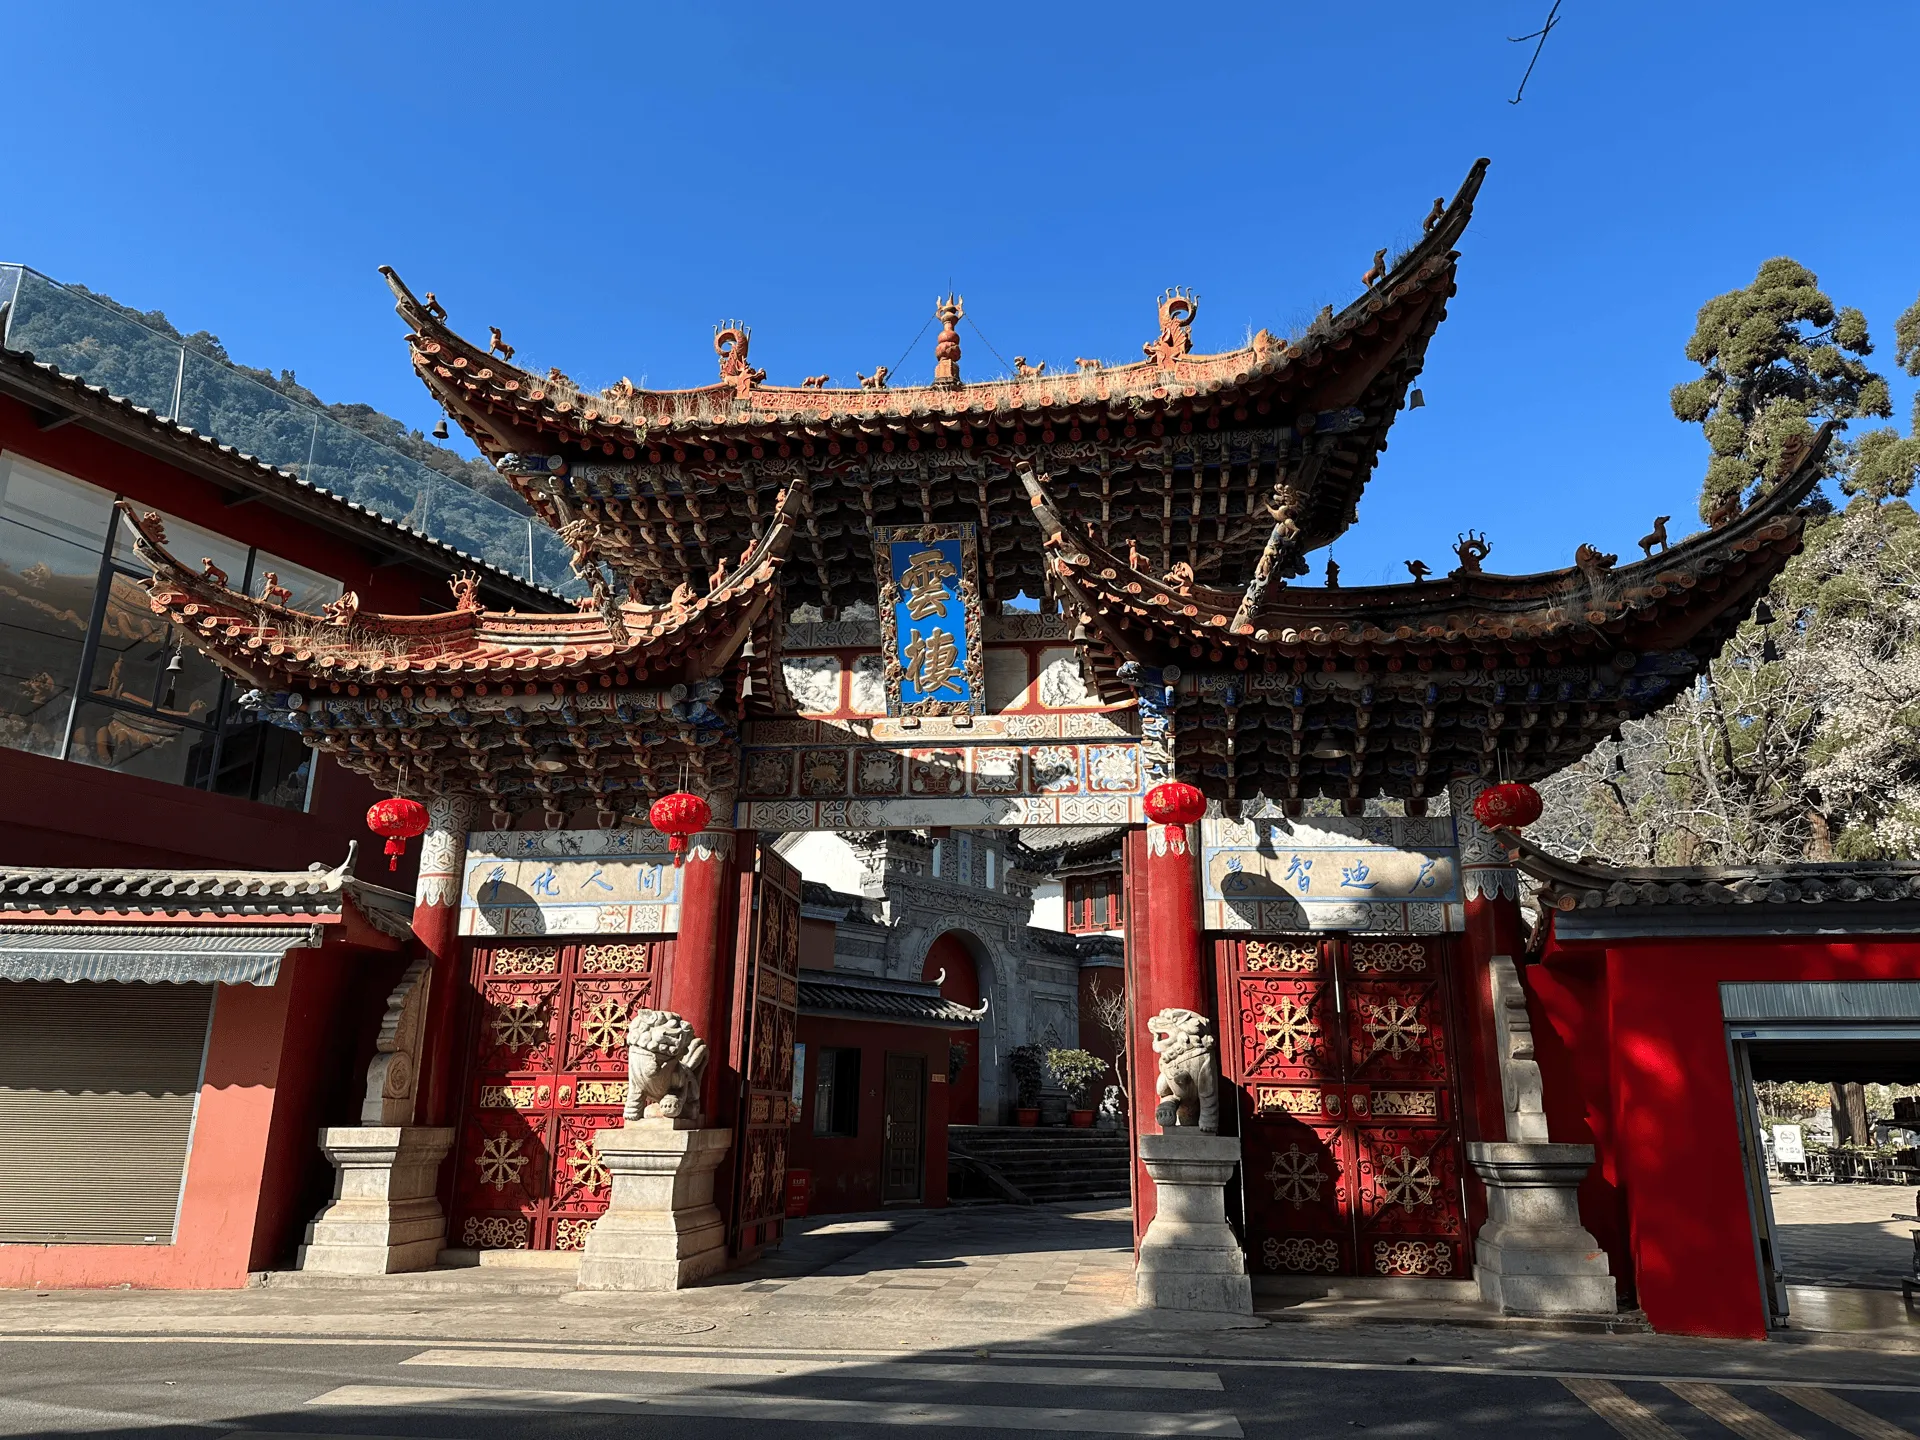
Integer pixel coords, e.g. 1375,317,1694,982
1468,1141,1617,1315
1136,1130,1253,1314
576,1120,732,1292
297,1126,454,1275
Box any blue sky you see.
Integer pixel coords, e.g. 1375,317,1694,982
5,3,1916,583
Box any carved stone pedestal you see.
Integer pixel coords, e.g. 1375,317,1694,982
576,1120,732,1291
1136,1130,1253,1314
1468,1142,1617,1315
297,1126,454,1275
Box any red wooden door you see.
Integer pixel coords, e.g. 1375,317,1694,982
1223,934,1469,1280
450,937,665,1252
729,845,801,1254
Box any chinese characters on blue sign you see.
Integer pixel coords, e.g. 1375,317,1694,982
876,523,982,718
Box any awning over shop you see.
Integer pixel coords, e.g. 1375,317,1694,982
0,924,322,985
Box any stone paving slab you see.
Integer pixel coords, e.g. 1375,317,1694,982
1770,1182,1919,1291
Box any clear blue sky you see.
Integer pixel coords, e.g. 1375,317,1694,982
5,3,1916,583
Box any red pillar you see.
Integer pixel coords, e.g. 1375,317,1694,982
1448,775,1526,1228
1124,814,1211,1244
413,793,475,1128
664,827,745,1120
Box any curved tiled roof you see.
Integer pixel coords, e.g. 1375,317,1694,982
0,345,561,610
379,161,1488,611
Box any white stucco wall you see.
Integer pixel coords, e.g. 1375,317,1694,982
1029,879,1065,932
772,831,866,895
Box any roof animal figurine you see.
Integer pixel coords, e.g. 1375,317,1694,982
421,292,447,322
1143,288,1198,366
606,377,640,400
1452,531,1490,575
1013,356,1046,378
1423,197,1446,232
1707,489,1743,528
1075,357,1103,372
1126,537,1144,571
1638,515,1671,559
258,571,292,606
858,366,890,389
200,557,229,587
1575,542,1618,578
322,591,360,626
487,326,514,361
1361,247,1389,289
800,374,829,389
714,323,765,396
1405,559,1431,583
1163,560,1196,594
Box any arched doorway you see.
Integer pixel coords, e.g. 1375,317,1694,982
922,932,984,1126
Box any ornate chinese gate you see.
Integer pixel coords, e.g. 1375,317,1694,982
1221,933,1471,1280
730,845,801,1254
450,937,666,1251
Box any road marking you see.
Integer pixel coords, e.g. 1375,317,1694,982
7,1332,1920,1398
1776,1387,1919,1440
401,1346,1224,1391
1561,1378,1686,1439
308,1382,1244,1436
1667,1383,1803,1439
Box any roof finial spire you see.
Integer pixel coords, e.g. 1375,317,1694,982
933,294,964,387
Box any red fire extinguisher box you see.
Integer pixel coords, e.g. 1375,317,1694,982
785,1169,811,1219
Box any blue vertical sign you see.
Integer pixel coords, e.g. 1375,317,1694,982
875,523,981,717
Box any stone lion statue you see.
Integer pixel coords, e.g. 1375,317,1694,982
622,1009,708,1124
1149,1007,1219,1133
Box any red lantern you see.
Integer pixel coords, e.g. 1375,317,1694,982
1472,781,1543,831
649,791,712,866
365,796,430,872
1143,780,1207,846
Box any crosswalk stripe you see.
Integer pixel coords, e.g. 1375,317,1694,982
309,1382,1245,1435
1561,1378,1686,1439
401,1346,1224,1391
1668,1382,1804,1439
1775,1387,1918,1440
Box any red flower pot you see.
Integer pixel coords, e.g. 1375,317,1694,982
1069,1109,1095,1128
1015,1107,1040,1127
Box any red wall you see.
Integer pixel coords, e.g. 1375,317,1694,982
1528,930,1920,1339
788,1014,951,1216
922,934,980,1126
0,943,388,1289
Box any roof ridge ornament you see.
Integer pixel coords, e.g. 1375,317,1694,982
714,321,764,397
933,294,964,387
1144,288,1198,366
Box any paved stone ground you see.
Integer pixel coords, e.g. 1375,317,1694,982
1771,1181,1920,1290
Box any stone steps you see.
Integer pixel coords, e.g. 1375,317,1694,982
948,1125,1132,1205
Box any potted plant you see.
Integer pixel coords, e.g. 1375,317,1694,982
1009,1044,1046,1126
1046,1048,1109,1128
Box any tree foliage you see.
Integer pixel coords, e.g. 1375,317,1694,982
1669,258,1889,523
1538,262,1920,866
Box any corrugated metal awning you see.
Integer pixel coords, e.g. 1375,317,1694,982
0,924,321,985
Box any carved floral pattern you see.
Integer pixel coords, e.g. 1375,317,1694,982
1245,939,1318,973
566,1139,610,1195
476,1135,529,1190
1373,1239,1454,1277
1255,997,1321,1064
1360,997,1428,1057
461,1215,529,1249
552,1217,596,1252
579,998,629,1053
1349,940,1428,974
579,942,653,974
490,946,560,976
1370,1089,1439,1118
1263,1236,1340,1273
1376,1148,1440,1210
492,1000,545,1049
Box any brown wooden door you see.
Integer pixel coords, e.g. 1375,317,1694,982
451,938,665,1252
882,1053,926,1203
729,844,802,1254
1221,934,1470,1280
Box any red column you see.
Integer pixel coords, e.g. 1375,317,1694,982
1448,776,1524,1151
664,827,744,1120
413,793,475,1128
1124,816,1210,1245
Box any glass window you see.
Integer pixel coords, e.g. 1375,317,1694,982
931,840,944,879
0,453,337,811
812,1047,861,1137
0,457,114,758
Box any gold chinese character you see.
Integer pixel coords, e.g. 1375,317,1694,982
904,627,964,697
900,548,957,622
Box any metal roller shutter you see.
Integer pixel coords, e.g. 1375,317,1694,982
0,982,214,1244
